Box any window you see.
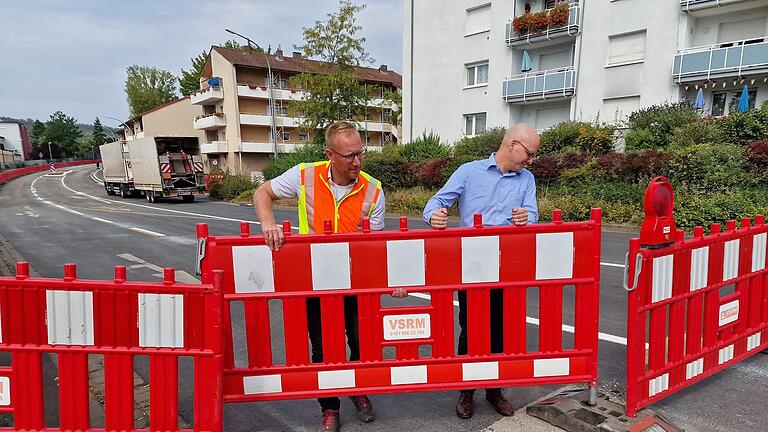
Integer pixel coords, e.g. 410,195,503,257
466,62,489,86
282,132,291,142
464,113,487,136
712,89,757,116
607,30,646,66
299,132,308,142
602,96,640,123
465,4,491,36
718,18,766,44
544,0,558,9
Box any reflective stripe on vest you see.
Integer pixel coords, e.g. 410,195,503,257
298,161,380,234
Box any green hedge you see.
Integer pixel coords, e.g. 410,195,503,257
263,142,326,180
209,172,256,201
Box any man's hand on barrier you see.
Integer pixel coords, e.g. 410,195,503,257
512,207,528,226
262,222,285,251
429,208,448,229
391,288,408,298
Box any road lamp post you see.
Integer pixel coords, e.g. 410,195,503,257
48,141,53,162
104,116,132,141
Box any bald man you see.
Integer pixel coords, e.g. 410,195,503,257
422,124,541,419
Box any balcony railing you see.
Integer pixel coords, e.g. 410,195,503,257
200,141,228,154
680,0,750,12
506,2,580,47
191,87,224,105
193,113,226,130
673,38,768,83
503,67,576,103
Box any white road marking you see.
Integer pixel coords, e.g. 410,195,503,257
91,217,114,224
90,169,104,185
117,253,199,284
408,291,629,346
601,262,625,268
130,227,165,237
60,167,300,231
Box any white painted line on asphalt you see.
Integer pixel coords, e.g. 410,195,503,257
91,217,114,224
60,167,300,231
601,262,625,268
90,169,104,185
130,227,166,237
408,292,629,346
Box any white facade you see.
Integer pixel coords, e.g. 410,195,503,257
404,0,768,144
0,122,25,157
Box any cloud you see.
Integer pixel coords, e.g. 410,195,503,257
0,0,402,125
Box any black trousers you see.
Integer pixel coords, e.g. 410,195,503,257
307,296,360,412
458,289,504,395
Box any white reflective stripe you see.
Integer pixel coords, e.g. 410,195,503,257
723,239,740,281
310,243,351,290
46,290,94,346
718,344,735,364
360,178,379,218
243,375,282,394
686,358,704,379
461,236,500,283
535,232,574,280
138,293,184,348
648,373,669,397
391,365,428,385
0,376,9,406
652,255,674,303
747,332,762,351
690,247,709,292
232,245,275,293
386,239,425,287
462,361,499,381
752,233,766,272
533,358,570,377
318,369,356,389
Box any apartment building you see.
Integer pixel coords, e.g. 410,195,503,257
192,46,402,177
117,96,205,143
403,0,768,143
0,121,30,160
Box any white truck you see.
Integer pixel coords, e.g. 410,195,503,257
100,137,206,202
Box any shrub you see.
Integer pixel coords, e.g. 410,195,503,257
415,158,452,189
263,142,326,180
624,129,656,151
539,121,583,155
747,140,768,170
401,131,450,163
453,128,506,159
719,109,768,145
528,155,561,182
670,118,724,148
674,187,768,229
209,172,256,201
362,146,411,189
668,143,753,190
232,188,258,204
539,122,615,156
626,102,699,148
575,124,615,155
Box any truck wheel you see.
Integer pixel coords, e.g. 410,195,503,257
146,193,155,203
120,187,128,198
182,195,195,203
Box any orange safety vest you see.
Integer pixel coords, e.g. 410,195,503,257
297,161,382,234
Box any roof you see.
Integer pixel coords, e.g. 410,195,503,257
127,96,191,124
211,46,402,88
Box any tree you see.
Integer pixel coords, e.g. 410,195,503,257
91,117,106,148
41,111,82,158
382,89,402,127
223,39,266,54
179,51,208,96
30,119,46,146
289,0,374,133
124,65,177,116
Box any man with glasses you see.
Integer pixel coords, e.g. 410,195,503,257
422,123,541,419
254,120,401,432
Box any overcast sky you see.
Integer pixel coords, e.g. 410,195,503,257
0,0,403,127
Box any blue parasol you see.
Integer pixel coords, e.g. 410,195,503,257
739,85,750,112
522,50,533,73
694,88,704,110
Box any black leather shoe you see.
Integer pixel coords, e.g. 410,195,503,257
456,391,475,419
486,389,514,416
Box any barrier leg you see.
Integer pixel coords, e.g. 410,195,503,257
13,351,45,430
104,353,135,430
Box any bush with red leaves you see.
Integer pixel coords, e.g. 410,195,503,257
747,140,768,169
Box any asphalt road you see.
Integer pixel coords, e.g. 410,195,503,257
1,164,766,432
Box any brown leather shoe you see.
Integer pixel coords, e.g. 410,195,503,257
485,389,514,416
456,391,475,418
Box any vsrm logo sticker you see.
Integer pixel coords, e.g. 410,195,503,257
383,313,431,341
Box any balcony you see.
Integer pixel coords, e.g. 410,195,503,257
673,39,768,83
240,114,301,128
680,0,751,12
193,113,226,130
200,141,228,154
191,87,224,105
506,2,580,47
238,84,305,101
503,67,576,103
240,141,299,153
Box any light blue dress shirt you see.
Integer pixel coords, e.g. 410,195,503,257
422,153,538,227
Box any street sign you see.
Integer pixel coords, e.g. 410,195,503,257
38,152,43,159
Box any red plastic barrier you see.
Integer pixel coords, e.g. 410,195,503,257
0,160,99,184
625,216,768,416
198,209,602,404
0,263,224,431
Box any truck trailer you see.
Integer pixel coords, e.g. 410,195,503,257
100,137,205,202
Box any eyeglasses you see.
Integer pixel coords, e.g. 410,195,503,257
512,140,536,159
329,148,366,162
